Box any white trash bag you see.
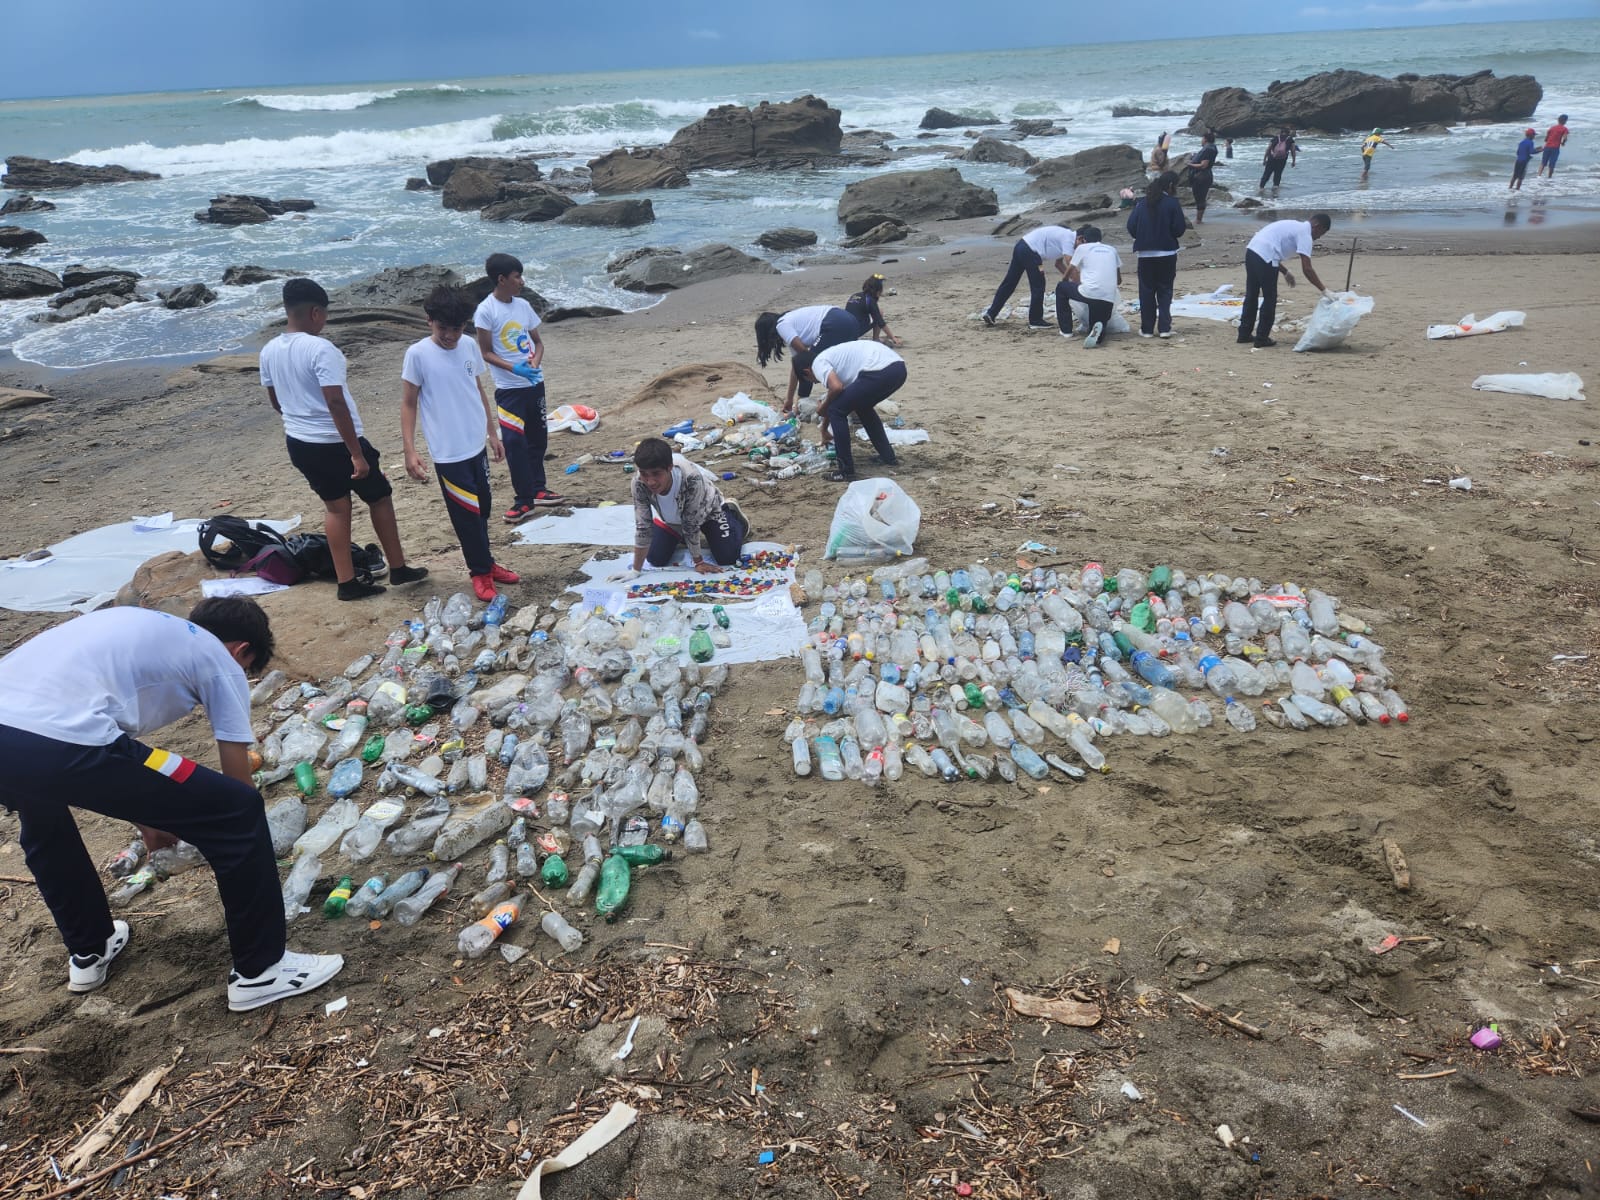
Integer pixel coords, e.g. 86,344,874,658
1472,372,1586,401
1072,300,1132,334
547,404,600,434
1427,311,1526,340
825,479,920,563
1294,291,1375,352
856,427,930,446
710,392,774,424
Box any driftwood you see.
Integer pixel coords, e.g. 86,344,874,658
1004,987,1101,1027
62,1055,179,1173
1177,992,1264,1039
1383,838,1411,890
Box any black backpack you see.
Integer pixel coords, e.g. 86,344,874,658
198,516,289,571
280,534,387,582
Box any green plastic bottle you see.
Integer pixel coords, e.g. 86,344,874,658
1129,601,1156,633
962,682,984,710
1148,565,1172,593
293,761,319,797
595,854,631,922
322,876,354,918
1112,629,1136,658
689,628,714,664
405,703,433,726
360,733,386,764
712,605,730,629
613,844,669,867
540,853,570,888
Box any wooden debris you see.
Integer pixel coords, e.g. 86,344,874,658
63,1059,174,1172
1102,938,1121,955
1383,838,1411,890
1004,987,1102,1028
1397,1068,1456,1080
1177,993,1264,1039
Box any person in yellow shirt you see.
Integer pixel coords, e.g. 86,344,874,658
1361,129,1393,178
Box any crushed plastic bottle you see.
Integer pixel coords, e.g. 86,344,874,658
459,895,523,958
392,862,463,926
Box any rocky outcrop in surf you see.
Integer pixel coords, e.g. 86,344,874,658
2,156,160,189
836,167,998,237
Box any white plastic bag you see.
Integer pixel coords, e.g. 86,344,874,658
710,392,773,424
1071,300,1131,334
547,404,600,434
1293,291,1375,352
856,427,930,446
1427,311,1526,339
825,479,921,562
1471,372,1586,401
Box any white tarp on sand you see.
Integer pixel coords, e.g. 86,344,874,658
513,505,634,547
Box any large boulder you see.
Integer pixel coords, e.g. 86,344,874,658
195,195,314,225
2,156,160,189
0,226,47,253
554,199,655,227
442,167,506,211
62,265,141,289
36,293,135,323
328,265,464,308
1186,69,1542,136
543,166,592,194
114,550,209,616
48,275,139,308
920,107,1000,130
222,265,296,286
756,227,818,251
667,95,843,169
1026,144,1146,205
962,137,1038,168
0,263,63,298
606,244,776,294
1011,119,1068,137
161,283,217,310
479,187,577,223
836,167,998,237
586,148,690,194
1112,105,1190,118
1,195,55,215
424,155,543,188
841,220,910,248
545,304,624,323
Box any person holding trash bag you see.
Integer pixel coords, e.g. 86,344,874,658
795,341,907,483
1237,214,1332,349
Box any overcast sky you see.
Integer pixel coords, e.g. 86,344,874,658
3,0,1591,100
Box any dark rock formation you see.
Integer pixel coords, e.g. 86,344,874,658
48,274,139,308
1,195,56,215
606,244,777,293
836,167,998,237
841,220,910,248
62,266,140,289
442,168,506,211
0,226,47,253
587,148,690,195
756,227,818,251
425,155,543,188
462,276,550,315
222,265,296,286
920,107,1000,130
404,177,435,191
543,167,592,193
1011,119,1068,137
546,305,625,322
329,265,464,308
1112,105,1191,118
160,283,217,309
2,156,160,189
554,198,655,227
479,186,578,223
667,95,843,169
1187,69,1542,136
195,195,316,225
1026,144,1146,206
962,138,1038,168
0,263,63,299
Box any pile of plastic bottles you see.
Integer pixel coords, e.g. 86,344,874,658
106,591,721,960
784,557,1409,785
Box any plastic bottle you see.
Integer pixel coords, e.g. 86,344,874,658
1009,741,1050,780
459,895,524,958
683,818,708,852
322,876,355,917
540,851,570,888
343,875,389,919
432,800,515,861
792,735,812,776
1065,713,1108,773
293,796,360,858
538,910,584,952
326,757,364,799
1223,698,1257,732
1290,692,1349,727
471,880,514,917
595,855,631,921
105,837,147,880
1379,689,1409,724
370,867,431,918
282,853,322,921
393,862,463,926
814,735,844,781
1276,697,1312,730
1146,687,1199,733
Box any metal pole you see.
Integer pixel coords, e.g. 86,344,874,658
1345,238,1358,292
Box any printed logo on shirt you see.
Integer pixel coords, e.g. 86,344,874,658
143,747,196,783
497,323,532,362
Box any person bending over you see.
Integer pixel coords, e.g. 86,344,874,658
844,275,901,346
1237,213,1332,348
1056,225,1122,348
795,340,907,483
0,598,343,1012
755,304,862,413
981,223,1076,329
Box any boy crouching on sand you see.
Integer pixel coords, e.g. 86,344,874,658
400,286,521,602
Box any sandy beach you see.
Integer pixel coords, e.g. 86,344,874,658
2,203,1599,1198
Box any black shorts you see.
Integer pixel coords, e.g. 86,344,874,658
286,435,394,503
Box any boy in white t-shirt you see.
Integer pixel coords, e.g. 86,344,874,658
1054,226,1123,348
473,252,566,523
401,286,519,602
259,278,428,600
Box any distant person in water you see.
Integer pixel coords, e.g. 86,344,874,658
1184,132,1220,224
844,275,901,346
755,304,862,415
1510,127,1536,191
1259,127,1297,191
1360,129,1393,178
1224,137,1234,159
1538,114,1570,178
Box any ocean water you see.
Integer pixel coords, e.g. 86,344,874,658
1,19,1595,368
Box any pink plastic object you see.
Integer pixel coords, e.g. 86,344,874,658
1470,1027,1502,1050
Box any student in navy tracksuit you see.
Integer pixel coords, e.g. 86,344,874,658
1125,171,1188,338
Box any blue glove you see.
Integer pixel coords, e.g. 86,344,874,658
512,362,543,385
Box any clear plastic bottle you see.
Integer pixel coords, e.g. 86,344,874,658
340,798,405,862
814,735,844,781
471,879,514,916
459,895,523,958
266,796,308,859
1379,689,1409,724
1009,741,1050,780
293,796,360,858
1223,698,1257,731
541,909,584,953
281,852,322,921
1290,692,1349,727
432,800,515,861
1146,687,1199,733
326,757,364,799
1276,697,1312,730
370,867,430,917
683,818,709,852
792,735,812,776
485,841,511,884
392,862,463,926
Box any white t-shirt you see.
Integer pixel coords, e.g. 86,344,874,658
258,332,363,445
1069,243,1122,302
473,293,541,391
775,305,831,348
654,467,685,526
812,340,904,388
0,607,253,747
401,336,490,465
1247,220,1313,266
1022,225,1076,261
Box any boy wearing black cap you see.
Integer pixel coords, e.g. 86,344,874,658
259,278,428,600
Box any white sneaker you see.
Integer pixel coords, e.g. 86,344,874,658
1084,321,1104,349
68,919,130,993
1059,330,1076,340
228,949,344,1012
1026,322,1053,331
1158,331,1173,339
1138,331,1154,338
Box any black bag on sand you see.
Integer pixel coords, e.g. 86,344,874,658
282,534,388,583
198,516,289,571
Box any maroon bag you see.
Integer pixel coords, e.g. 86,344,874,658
246,545,306,586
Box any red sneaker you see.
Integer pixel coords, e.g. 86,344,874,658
503,502,534,524
489,563,520,585
471,574,497,602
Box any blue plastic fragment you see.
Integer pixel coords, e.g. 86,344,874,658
758,1150,776,1165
